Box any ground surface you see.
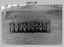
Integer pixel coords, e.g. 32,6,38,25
2,6,62,45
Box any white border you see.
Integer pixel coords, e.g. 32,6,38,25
0,0,63,47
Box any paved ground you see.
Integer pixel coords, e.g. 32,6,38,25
2,6,62,45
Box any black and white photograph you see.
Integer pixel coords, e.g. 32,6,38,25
2,1,62,45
